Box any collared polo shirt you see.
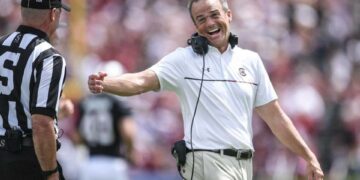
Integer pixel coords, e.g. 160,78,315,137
150,45,277,150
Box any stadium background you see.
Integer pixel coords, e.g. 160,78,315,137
1,0,360,179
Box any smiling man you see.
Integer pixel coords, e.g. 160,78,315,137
87,0,324,179
189,0,231,53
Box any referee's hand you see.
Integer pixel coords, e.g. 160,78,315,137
307,158,324,180
88,72,107,94
47,172,59,180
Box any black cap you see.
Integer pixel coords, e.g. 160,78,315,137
21,0,71,12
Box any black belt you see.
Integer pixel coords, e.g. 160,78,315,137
0,136,33,149
187,148,253,160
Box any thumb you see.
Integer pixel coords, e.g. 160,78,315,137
98,72,108,80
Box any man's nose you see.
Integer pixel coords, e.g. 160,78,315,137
205,17,216,26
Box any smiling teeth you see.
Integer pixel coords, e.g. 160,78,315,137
208,28,219,33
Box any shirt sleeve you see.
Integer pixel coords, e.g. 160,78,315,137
30,54,66,118
254,54,277,107
149,48,186,92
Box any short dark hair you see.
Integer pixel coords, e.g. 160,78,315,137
187,0,229,23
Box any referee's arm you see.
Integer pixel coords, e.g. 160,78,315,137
31,54,66,179
32,114,58,176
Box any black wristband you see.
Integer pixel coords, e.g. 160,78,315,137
42,166,58,178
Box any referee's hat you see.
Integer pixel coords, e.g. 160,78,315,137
21,0,71,12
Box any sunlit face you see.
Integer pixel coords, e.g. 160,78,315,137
191,0,232,53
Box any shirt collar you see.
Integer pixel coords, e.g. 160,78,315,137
208,43,233,55
16,25,50,43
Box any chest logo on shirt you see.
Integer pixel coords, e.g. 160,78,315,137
239,68,246,76
202,67,211,72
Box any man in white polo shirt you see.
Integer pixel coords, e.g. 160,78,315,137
87,0,324,179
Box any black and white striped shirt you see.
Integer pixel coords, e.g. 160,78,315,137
0,25,66,136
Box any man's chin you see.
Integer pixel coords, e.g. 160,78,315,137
209,40,223,48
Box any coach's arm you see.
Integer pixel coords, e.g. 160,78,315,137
88,69,160,96
255,100,324,180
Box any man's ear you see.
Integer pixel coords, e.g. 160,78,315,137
50,8,57,21
227,9,232,22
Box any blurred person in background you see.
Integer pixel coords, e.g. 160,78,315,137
57,96,80,180
88,0,323,179
76,61,136,180
0,0,70,179
58,96,74,120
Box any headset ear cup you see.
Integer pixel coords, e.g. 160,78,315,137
189,33,208,55
229,33,238,49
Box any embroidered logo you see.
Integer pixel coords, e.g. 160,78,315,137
202,67,210,72
239,68,246,76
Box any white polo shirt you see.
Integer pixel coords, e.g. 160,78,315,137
150,45,277,150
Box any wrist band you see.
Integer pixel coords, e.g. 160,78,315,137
42,166,58,177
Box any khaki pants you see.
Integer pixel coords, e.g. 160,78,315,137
180,151,253,180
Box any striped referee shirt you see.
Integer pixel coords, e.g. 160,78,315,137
0,25,66,136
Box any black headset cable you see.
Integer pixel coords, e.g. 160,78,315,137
190,50,206,180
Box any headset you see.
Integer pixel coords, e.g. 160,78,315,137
186,32,238,180
187,32,238,55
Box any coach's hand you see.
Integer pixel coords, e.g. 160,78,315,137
88,72,107,94
307,158,324,180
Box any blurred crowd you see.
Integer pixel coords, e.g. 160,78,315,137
1,0,360,179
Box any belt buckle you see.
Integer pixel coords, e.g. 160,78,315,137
236,150,252,160
236,150,242,160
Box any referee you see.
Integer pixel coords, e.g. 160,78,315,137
0,0,70,179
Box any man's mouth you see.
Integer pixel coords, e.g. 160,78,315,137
207,28,221,35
